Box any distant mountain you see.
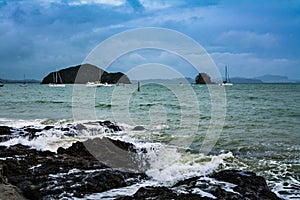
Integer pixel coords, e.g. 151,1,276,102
132,77,194,84
254,75,299,83
230,77,263,84
0,79,40,83
41,64,131,84
214,75,299,84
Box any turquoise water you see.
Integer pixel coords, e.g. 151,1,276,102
0,83,299,198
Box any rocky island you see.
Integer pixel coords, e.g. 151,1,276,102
41,64,131,84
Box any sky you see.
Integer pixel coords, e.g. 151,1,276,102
0,0,299,80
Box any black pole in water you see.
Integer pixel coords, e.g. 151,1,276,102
138,81,140,92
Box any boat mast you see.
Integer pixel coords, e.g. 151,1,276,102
223,65,228,84
52,72,55,84
225,65,228,83
58,72,63,84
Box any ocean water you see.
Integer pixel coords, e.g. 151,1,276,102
0,83,299,199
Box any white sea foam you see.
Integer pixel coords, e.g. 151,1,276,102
0,118,45,127
146,151,233,184
80,180,159,200
1,135,71,152
191,188,217,199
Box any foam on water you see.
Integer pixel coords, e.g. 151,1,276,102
80,180,159,200
0,117,45,128
255,159,300,199
1,119,298,199
146,150,233,184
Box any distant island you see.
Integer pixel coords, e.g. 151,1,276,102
229,77,263,84
0,79,40,84
133,74,299,85
41,64,131,84
1,68,298,85
153,73,287,85
253,75,299,83
227,75,299,84
195,73,213,84
132,77,194,84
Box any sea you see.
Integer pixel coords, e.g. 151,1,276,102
0,83,299,199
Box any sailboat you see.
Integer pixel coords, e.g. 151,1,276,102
49,70,65,87
20,74,28,87
220,65,233,86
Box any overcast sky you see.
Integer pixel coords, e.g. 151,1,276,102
0,0,299,80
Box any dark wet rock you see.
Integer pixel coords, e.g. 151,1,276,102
63,132,77,137
0,126,13,142
124,186,177,199
0,135,13,143
117,186,210,200
83,137,148,171
0,126,12,135
0,137,147,199
24,127,42,134
43,126,54,130
0,124,280,200
17,181,40,200
60,127,69,131
57,141,96,160
107,137,137,152
75,123,87,130
132,125,145,131
0,184,28,200
211,170,280,200
84,120,123,132
0,120,123,142
102,120,123,132
119,170,280,200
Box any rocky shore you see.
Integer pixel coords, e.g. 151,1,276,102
0,123,280,200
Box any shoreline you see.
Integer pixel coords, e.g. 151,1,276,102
0,122,281,199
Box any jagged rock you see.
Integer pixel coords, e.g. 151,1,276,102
75,123,87,130
125,186,177,199
0,121,122,142
0,126,13,142
23,127,42,134
82,137,148,171
132,125,145,131
0,135,12,143
0,128,280,200
0,138,147,199
0,126,12,135
57,141,96,160
84,120,124,132
195,73,213,84
0,184,28,200
102,120,124,132
210,170,280,200
117,186,211,200
17,181,40,200
43,126,54,130
119,170,280,200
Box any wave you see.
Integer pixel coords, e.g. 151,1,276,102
0,119,298,199
95,103,112,108
35,100,67,104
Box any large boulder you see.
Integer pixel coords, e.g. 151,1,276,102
0,184,28,200
211,170,280,200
